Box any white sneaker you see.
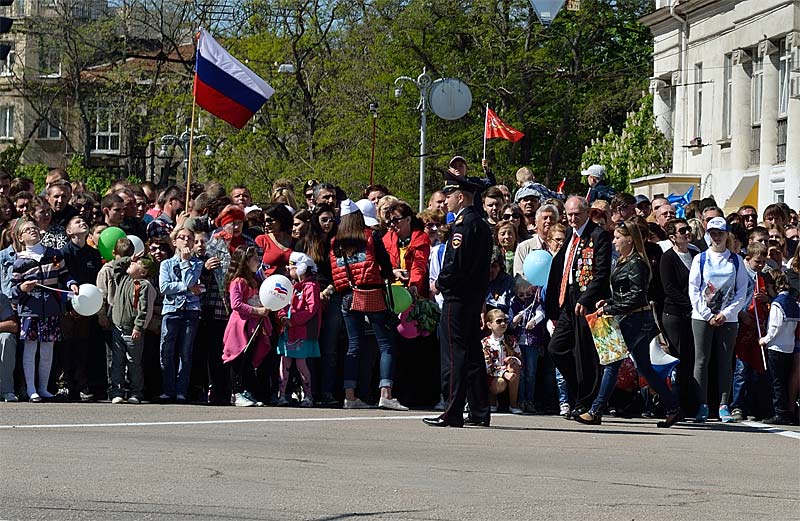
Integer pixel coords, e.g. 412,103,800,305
559,403,571,417
378,397,409,411
234,393,256,407
29,393,41,403
299,396,314,408
343,398,372,409
3,392,17,402
111,396,124,404
510,407,523,415
127,396,141,405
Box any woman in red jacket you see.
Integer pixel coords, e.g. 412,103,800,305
330,200,407,411
382,200,431,297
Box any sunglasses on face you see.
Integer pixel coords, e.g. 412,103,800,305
676,227,691,235
149,245,168,252
742,214,757,221
494,319,508,324
424,222,438,229
264,217,275,224
389,216,407,225
319,217,334,224
502,213,520,221
305,192,314,200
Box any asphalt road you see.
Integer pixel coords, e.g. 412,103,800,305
0,404,798,521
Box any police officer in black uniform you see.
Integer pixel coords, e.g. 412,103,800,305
424,174,493,428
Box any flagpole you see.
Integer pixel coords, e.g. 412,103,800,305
185,98,198,210
482,103,488,161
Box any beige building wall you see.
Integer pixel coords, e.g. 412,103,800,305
640,0,800,213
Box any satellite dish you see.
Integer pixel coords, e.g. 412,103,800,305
530,0,566,26
429,78,472,120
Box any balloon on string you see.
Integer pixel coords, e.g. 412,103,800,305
259,274,293,310
389,285,413,314
523,250,553,287
71,284,103,317
127,235,145,256
97,227,126,261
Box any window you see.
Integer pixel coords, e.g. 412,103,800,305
92,105,120,153
774,189,785,203
779,38,792,117
0,106,13,139
752,53,763,124
777,119,787,164
722,53,732,139
0,47,14,77
693,63,703,139
37,111,61,140
38,38,61,78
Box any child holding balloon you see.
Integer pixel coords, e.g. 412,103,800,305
222,246,271,407
11,218,79,402
275,252,321,407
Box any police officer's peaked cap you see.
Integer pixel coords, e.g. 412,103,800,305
442,171,482,194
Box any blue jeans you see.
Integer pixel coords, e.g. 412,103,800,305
520,345,540,403
160,309,201,397
590,359,622,415
318,293,343,397
341,306,395,390
556,367,569,405
622,311,679,413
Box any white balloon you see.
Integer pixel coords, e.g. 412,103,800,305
259,275,293,311
71,284,103,317
127,235,145,256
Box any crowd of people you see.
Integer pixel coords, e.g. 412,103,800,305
0,158,797,428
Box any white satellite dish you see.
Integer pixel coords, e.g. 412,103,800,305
429,78,472,120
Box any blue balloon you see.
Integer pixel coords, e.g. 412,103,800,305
523,250,553,287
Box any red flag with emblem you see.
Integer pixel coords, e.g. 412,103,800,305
485,107,524,143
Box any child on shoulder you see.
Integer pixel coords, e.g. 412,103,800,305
276,252,321,407
222,246,271,407
482,308,522,414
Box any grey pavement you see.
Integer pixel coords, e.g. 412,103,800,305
0,404,798,521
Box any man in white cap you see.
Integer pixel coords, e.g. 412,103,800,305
582,164,615,204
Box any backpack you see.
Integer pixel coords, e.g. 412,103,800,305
698,250,740,291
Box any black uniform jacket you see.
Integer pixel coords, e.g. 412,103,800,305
436,205,492,300
544,219,612,320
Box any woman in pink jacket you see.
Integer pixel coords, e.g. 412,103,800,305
276,252,321,407
222,246,271,407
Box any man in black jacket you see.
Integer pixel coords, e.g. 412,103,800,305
424,173,493,428
545,196,612,417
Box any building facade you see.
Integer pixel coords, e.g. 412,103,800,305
639,0,800,213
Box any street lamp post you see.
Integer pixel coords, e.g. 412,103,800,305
394,68,432,212
159,124,213,186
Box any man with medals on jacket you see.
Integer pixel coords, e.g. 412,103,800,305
545,196,612,419
424,173,493,428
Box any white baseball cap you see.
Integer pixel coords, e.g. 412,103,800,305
340,199,359,217
706,216,728,232
581,164,606,179
355,199,379,227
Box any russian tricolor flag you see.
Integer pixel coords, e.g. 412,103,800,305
194,29,275,129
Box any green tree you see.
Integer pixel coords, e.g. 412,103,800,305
581,93,672,193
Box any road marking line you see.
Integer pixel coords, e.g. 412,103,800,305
742,420,800,440
0,415,430,430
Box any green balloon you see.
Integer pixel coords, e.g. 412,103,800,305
98,226,127,261
390,285,413,314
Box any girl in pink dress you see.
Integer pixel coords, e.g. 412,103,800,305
222,246,272,407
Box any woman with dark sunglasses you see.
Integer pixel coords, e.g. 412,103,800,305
659,218,699,417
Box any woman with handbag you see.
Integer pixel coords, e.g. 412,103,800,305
581,219,682,427
330,200,408,411
383,200,435,407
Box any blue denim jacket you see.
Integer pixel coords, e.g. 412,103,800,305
0,245,16,299
159,255,204,314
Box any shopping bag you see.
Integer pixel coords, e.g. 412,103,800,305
585,310,629,365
